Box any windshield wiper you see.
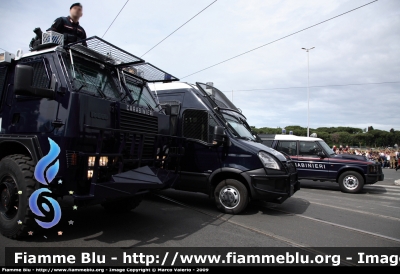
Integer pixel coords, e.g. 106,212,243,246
84,72,106,99
75,66,106,99
145,102,154,111
117,69,129,102
77,84,86,92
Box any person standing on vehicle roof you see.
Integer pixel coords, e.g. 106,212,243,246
47,3,87,46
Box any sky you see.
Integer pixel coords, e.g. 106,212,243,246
1,0,399,131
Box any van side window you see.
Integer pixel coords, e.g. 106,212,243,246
299,141,320,156
0,66,7,104
277,141,297,156
182,109,209,143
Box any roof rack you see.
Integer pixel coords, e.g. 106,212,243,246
65,36,179,82
123,62,179,83
65,36,143,66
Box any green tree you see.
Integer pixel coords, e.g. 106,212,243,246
353,134,367,147
250,125,398,147
315,131,330,143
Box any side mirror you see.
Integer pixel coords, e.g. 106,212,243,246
161,104,179,116
170,105,179,115
162,104,172,115
317,151,326,158
213,125,227,146
14,65,56,99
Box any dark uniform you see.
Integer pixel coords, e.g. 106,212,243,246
47,16,87,46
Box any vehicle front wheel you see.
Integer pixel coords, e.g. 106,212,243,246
101,196,143,213
214,179,248,214
0,155,37,239
338,171,364,193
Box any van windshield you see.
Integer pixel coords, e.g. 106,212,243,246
223,113,255,141
318,140,335,155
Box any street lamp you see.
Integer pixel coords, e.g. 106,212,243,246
302,47,315,137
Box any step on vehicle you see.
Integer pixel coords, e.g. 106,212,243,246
260,134,384,193
0,30,185,239
151,82,300,214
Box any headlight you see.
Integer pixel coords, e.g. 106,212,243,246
88,156,108,167
88,156,95,167
258,151,280,170
99,156,108,166
87,170,94,179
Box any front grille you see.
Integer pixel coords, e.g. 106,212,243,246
119,109,158,160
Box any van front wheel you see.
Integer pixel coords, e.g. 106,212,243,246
214,179,248,214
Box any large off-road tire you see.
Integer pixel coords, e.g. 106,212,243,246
214,179,249,214
338,171,364,193
101,196,143,213
0,154,37,239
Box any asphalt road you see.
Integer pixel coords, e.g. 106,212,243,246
1,168,399,265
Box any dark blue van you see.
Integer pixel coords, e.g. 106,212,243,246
152,82,300,214
260,134,384,193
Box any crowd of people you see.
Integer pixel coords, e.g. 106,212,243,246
332,145,400,170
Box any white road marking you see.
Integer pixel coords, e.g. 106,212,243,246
153,194,365,266
267,207,400,244
299,199,400,221
295,191,400,210
366,185,400,190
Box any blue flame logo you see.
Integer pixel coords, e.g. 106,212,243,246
29,138,62,229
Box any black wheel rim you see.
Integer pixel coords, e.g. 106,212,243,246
0,174,19,220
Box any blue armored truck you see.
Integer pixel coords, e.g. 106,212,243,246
0,33,184,238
